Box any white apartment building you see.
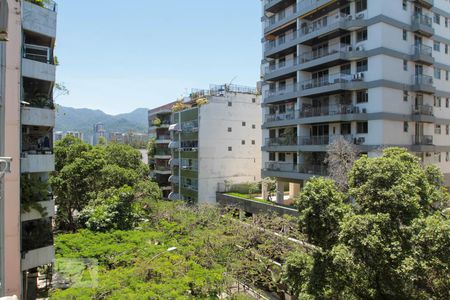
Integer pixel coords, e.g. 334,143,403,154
261,0,450,203
168,85,262,204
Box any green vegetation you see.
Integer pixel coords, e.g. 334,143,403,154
21,174,49,216
283,148,450,299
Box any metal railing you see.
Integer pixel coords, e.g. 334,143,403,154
265,56,298,75
412,74,433,85
155,149,171,156
265,162,328,176
299,43,350,64
412,13,432,27
298,164,328,176
412,104,433,116
264,4,297,29
299,134,353,145
299,12,350,37
265,83,298,98
265,110,296,122
411,44,433,57
23,44,52,64
155,165,171,171
300,104,358,117
265,136,297,146
413,135,433,145
300,72,363,91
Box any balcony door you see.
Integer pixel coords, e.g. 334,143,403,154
415,35,423,46
415,123,424,138
415,94,424,109
312,97,329,115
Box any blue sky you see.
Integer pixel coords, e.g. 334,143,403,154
56,0,262,115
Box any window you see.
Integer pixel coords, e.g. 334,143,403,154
252,98,256,103
252,124,256,129
403,60,408,71
434,96,442,107
279,153,286,162
446,152,450,162
403,90,409,102
446,44,449,54
356,28,368,42
404,121,409,132
402,0,407,10
434,13,441,25
447,98,449,108
356,59,368,72
434,41,440,52
357,122,368,134
241,140,245,145
269,152,276,161
228,127,232,132
447,125,450,135
438,153,442,163
356,90,369,103
403,29,407,41
434,67,442,80
355,0,367,13
435,124,442,134
242,121,246,126
228,101,232,107
228,146,232,151
340,63,351,75
252,140,255,145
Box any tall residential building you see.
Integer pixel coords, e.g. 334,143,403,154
54,130,84,142
168,84,262,204
1,0,57,298
148,102,176,198
261,0,450,203
93,122,106,145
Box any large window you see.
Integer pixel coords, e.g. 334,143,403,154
356,90,368,103
356,28,368,42
355,0,367,13
356,59,368,72
357,122,368,134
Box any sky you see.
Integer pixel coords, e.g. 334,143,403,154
56,0,262,115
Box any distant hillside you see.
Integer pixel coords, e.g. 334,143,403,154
55,106,148,141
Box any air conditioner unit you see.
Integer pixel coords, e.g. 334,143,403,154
356,46,365,51
357,72,364,80
358,137,365,144
362,108,367,113
356,13,365,20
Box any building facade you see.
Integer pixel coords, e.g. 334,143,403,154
168,85,262,204
261,0,450,203
93,122,106,145
2,0,57,298
148,103,175,198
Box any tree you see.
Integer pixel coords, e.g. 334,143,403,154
146,138,156,159
325,136,359,191
283,148,450,299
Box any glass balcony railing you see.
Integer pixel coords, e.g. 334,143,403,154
265,162,328,176
412,13,432,28
300,72,364,91
299,104,358,117
413,135,433,145
264,4,297,29
411,44,432,57
412,74,433,86
265,57,298,75
265,136,298,146
265,83,298,99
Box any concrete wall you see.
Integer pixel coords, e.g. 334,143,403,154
20,154,55,174
21,107,55,127
20,246,54,272
21,58,56,82
22,1,56,38
198,93,262,204
3,0,22,296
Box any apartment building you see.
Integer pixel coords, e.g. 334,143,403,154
168,84,262,204
1,0,57,298
261,0,450,203
93,122,106,145
148,102,176,198
54,130,84,142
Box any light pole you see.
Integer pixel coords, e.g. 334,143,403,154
149,247,177,262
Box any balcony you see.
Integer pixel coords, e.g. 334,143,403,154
411,74,435,94
21,106,55,127
264,162,328,178
22,56,56,82
300,104,359,118
411,13,434,37
21,154,55,173
264,0,295,13
21,199,55,222
297,0,351,20
264,4,298,34
264,57,298,81
411,44,434,65
412,104,435,123
21,245,54,271
154,148,171,158
300,72,365,97
413,135,433,145
154,165,171,175
21,217,54,270
265,136,297,147
265,111,297,123
181,121,199,133
155,134,171,143
264,84,298,104
23,0,57,38
169,158,179,167
299,135,330,145
169,175,179,184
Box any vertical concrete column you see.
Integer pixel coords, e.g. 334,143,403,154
262,181,268,201
289,182,300,200
276,180,285,204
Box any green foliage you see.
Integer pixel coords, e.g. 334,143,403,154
284,148,450,299
21,174,49,216
51,136,156,231
151,117,162,126
146,138,156,159
172,101,187,112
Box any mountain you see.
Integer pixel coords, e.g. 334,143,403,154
55,106,148,141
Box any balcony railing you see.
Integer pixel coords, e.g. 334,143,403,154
265,110,296,122
411,44,432,57
412,104,433,116
155,165,171,172
265,57,298,75
264,4,297,29
300,72,363,91
412,13,432,27
23,44,52,64
26,0,57,12
299,43,349,64
265,136,298,146
300,104,358,118
299,12,350,38
413,135,433,145
157,134,171,140
412,74,433,85
265,162,328,176
299,134,353,145
265,29,298,51
155,149,171,156
265,83,298,98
